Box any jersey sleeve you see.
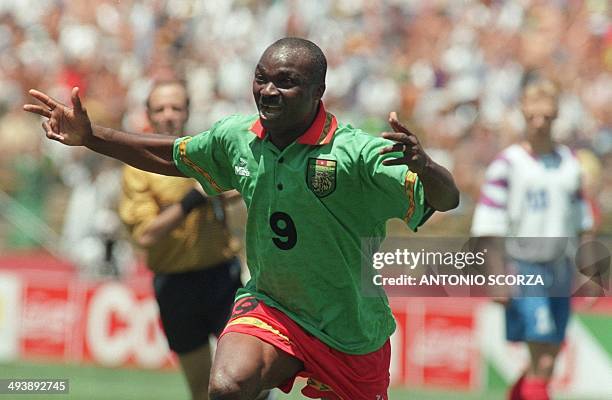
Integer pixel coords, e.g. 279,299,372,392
471,156,510,237
118,167,160,242
572,186,594,233
173,119,235,195
359,137,433,231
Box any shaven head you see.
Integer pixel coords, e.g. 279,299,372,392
263,37,327,85
146,79,190,111
522,79,559,108
145,79,190,137
521,78,559,140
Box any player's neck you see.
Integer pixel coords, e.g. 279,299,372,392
267,107,319,151
523,137,555,156
268,130,304,151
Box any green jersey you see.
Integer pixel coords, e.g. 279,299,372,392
173,103,432,354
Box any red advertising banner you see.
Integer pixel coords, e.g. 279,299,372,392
0,253,176,369
81,282,173,369
393,299,481,391
20,276,76,360
418,312,477,388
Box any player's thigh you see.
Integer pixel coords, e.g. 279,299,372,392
211,332,303,391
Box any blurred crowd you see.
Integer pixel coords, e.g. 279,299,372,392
0,0,610,274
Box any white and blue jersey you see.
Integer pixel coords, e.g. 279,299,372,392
471,143,593,343
471,143,592,248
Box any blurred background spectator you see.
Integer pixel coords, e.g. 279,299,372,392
0,0,610,270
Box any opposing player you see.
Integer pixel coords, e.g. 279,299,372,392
24,37,459,400
117,79,244,400
471,79,594,400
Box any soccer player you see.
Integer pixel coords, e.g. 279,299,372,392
24,37,459,400
471,79,594,400
117,79,243,400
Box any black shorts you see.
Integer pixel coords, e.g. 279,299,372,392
153,258,242,354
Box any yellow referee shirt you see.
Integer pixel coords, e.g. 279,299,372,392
119,166,239,274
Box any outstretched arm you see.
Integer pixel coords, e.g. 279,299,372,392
23,87,183,176
379,112,459,211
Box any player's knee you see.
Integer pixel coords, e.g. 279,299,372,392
208,367,260,400
208,379,240,400
536,354,556,376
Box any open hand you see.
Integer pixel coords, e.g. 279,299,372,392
23,87,92,146
379,112,429,174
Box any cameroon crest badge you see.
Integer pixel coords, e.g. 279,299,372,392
307,158,337,197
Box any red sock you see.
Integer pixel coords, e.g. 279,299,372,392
508,374,525,400
520,377,549,400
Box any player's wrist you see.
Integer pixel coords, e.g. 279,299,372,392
410,155,431,176
86,125,107,149
180,188,207,214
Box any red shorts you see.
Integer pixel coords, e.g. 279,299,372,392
219,296,390,400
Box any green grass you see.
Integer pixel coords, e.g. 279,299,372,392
0,360,188,399
0,361,508,399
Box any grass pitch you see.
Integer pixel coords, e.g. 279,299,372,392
0,360,507,399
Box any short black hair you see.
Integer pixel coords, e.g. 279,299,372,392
145,78,190,110
266,37,327,84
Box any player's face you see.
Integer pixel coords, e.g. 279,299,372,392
146,83,189,136
522,94,558,139
253,48,324,134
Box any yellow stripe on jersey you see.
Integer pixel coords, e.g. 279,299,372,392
178,138,224,193
306,378,335,392
403,171,417,224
